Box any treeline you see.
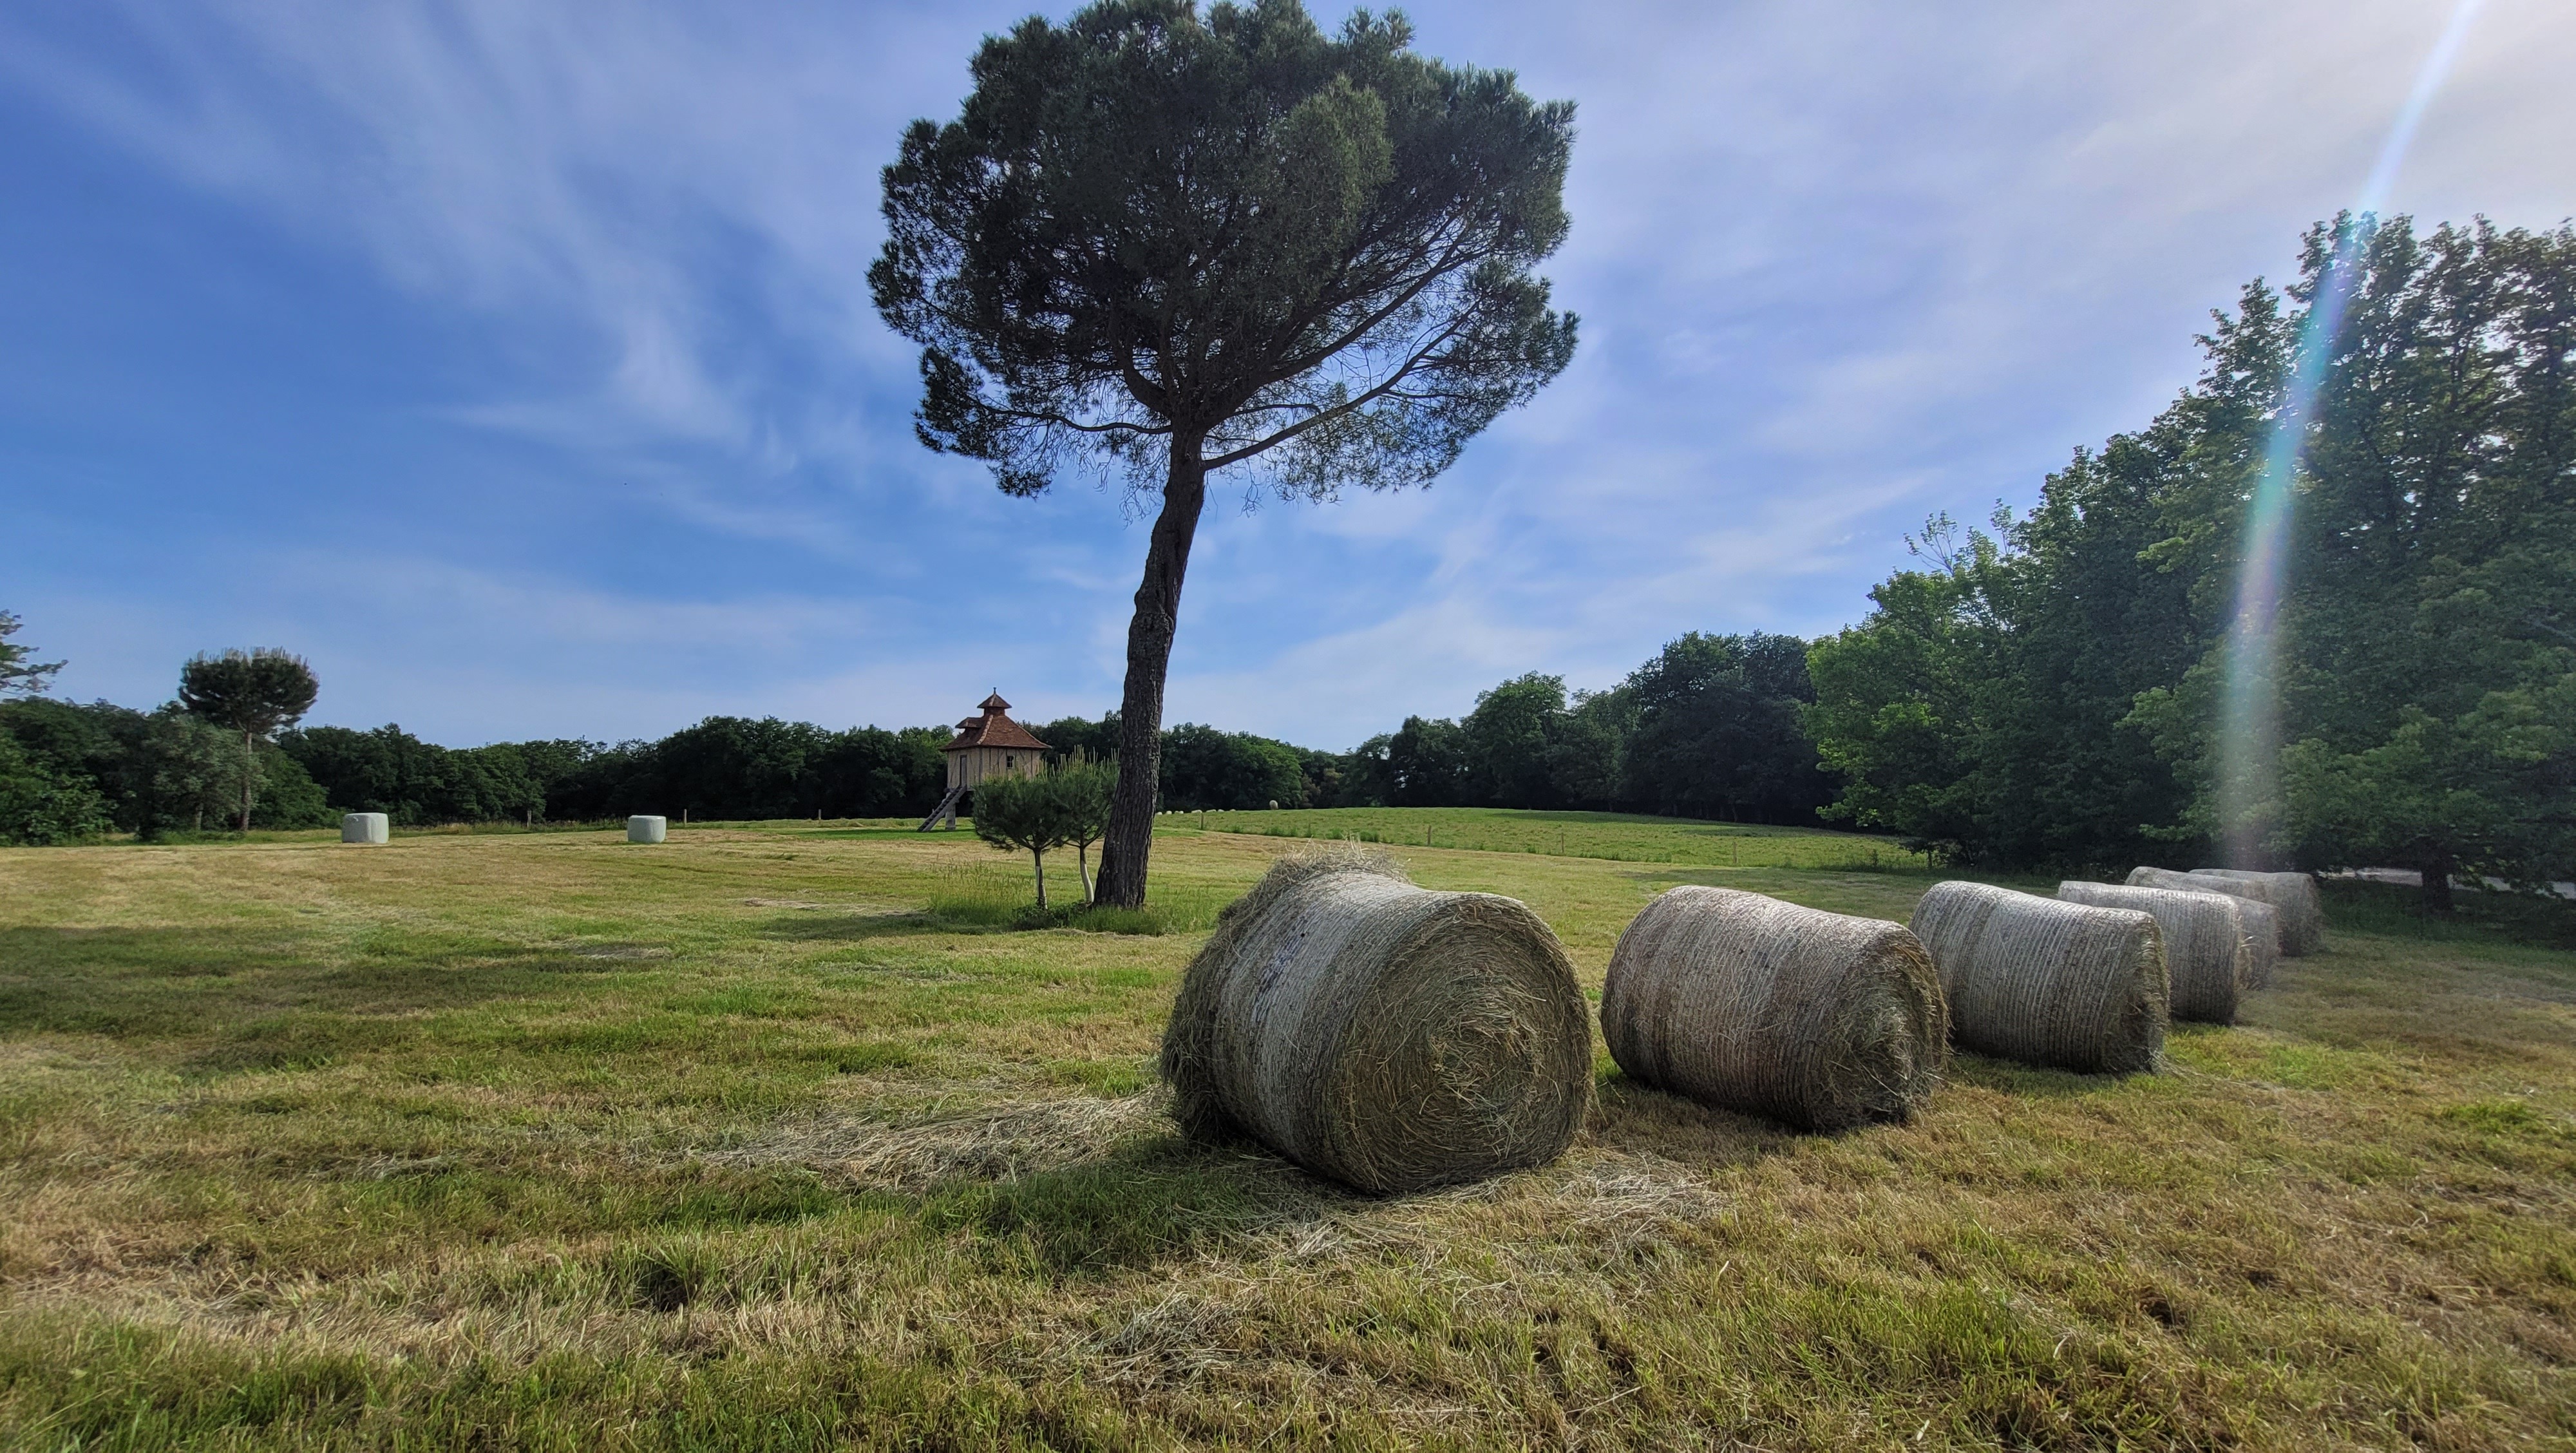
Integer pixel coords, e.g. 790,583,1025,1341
1027,631,1828,823
1805,216,2576,899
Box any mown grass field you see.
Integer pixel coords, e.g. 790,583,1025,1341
2,811,2572,1450
1170,806,1935,871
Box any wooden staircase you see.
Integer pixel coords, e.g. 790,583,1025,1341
917,784,965,832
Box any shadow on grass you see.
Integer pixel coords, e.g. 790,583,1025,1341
0,926,637,1065
755,909,964,944
914,1135,1352,1279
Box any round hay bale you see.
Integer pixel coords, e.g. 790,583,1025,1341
1160,847,1591,1193
627,815,667,844
2125,868,2318,957
2055,881,2246,1023
1908,881,2167,1074
340,812,388,846
2231,898,2281,989
2188,869,2325,956
1601,886,1946,1131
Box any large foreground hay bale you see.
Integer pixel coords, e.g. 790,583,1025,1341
2125,868,2318,956
1161,848,1591,1193
2188,869,2325,956
1601,886,1946,1131
340,812,388,846
1908,882,2168,1074
2055,882,2247,1023
627,815,667,844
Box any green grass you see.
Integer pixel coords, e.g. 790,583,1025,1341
1171,804,1936,870
2,812,2573,1449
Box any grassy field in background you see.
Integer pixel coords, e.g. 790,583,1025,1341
2,812,2573,1449
1170,805,1936,871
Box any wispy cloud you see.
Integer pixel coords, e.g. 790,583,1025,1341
3,0,2566,748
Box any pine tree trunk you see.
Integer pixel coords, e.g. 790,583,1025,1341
1075,841,1093,902
1032,847,1049,910
1095,434,1208,909
2422,851,2456,914
238,731,254,834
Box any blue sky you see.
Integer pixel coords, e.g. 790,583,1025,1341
3,1,2568,750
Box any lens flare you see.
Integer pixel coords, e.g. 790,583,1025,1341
2215,0,2485,866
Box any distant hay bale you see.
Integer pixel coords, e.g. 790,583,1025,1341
340,812,388,846
627,815,667,844
1160,846,1592,1193
2055,881,2246,1023
2125,868,2319,957
2188,869,2325,956
1600,886,1946,1132
1908,881,2168,1074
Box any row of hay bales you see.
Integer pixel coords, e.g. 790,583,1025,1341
339,813,673,844
1162,847,2327,1194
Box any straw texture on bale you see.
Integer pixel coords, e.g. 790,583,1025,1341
2188,869,2325,956
2125,868,2319,957
1908,881,2168,1074
2054,882,2247,1023
2231,898,2281,989
1161,848,1592,1193
1601,886,1946,1132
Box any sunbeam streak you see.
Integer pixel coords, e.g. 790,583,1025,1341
2215,0,2486,866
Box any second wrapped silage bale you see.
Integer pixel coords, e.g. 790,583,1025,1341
2055,881,2248,1023
1602,886,1946,1131
1160,848,1593,1193
2126,867,2320,957
1909,881,2168,1074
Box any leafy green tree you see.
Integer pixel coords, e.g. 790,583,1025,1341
1463,673,1566,808
0,612,64,699
971,771,1072,908
1622,632,1827,824
176,649,319,833
1381,714,1471,806
0,730,109,844
138,707,240,835
1158,723,1308,811
874,0,1577,906
1813,214,2576,901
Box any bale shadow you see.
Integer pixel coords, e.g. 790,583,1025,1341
1587,1072,1882,1161
1940,1049,2154,1099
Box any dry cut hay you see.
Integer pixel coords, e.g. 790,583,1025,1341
2055,881,2247,1023
2188,869,2325,956
1908,881,2168,1074
1600,886,1946,1132
2125,867,2320,957
1160,846,1592,1194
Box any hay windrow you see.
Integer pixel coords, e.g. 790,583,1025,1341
2056,881,2249,1023
2126,867,2322,957
1909,881,2168,1074
1160,846,1592,1194
1601,886,1946,1132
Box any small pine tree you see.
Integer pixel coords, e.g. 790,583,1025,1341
971,772,1072,909
1050,752,1116,903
